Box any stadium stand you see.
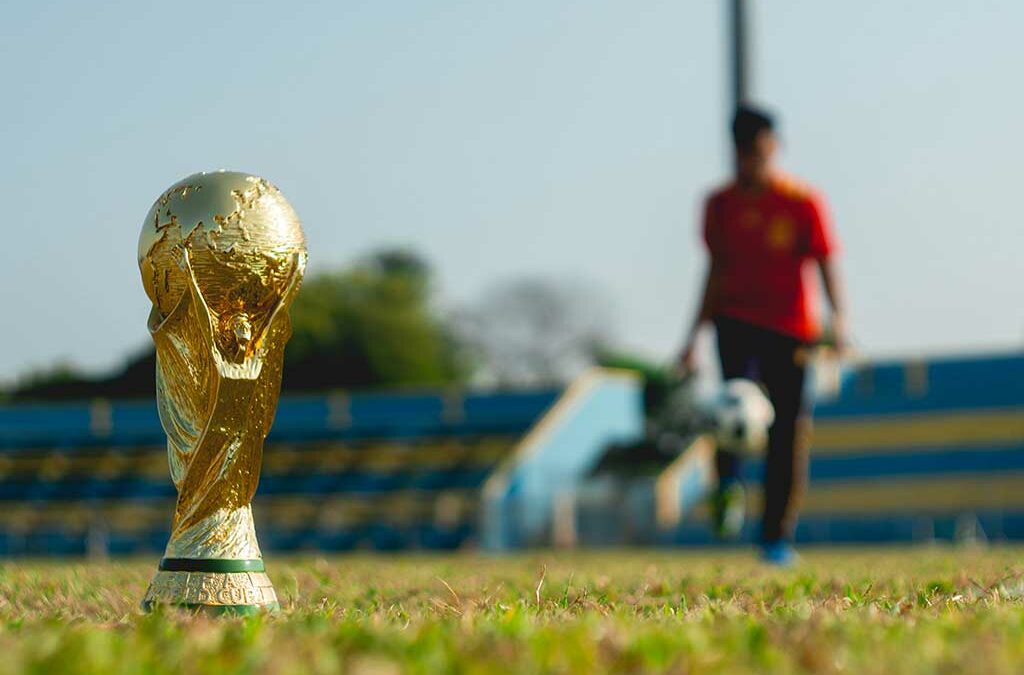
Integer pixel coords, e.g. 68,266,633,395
0,389,558,556
2,352,1022,556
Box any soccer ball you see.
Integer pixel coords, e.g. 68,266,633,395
707,379,775,454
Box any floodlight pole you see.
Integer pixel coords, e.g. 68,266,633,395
729,0,751,109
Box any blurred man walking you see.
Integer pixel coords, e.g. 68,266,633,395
680,105,849,565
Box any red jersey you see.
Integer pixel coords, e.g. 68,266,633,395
703,174,837,341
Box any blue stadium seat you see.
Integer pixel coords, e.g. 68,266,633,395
27,529,86,557
365,523,410,551
417,523,474,550
314,528,361,552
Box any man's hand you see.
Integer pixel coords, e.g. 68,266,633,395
818,257,850,359
828,311,850,360
677,341,699,375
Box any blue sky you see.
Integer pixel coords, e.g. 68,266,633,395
1,0,1021,383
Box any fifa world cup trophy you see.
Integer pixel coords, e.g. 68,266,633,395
138,171,306,613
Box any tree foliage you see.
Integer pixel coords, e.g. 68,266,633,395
455,277,612,387
10,249,466,401
283,250,465,390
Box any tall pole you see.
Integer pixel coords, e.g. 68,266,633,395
730,0,750,109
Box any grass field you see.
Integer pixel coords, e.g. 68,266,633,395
1,547,1023,674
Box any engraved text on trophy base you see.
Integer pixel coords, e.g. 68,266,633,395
143,571,278,607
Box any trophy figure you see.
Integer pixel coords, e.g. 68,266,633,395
138,171,307,613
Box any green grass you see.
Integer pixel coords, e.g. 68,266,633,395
2,547,1024,674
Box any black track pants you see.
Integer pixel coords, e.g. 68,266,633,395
714,315,811,544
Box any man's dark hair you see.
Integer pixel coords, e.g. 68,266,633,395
731,105,775,151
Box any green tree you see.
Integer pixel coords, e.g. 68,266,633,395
284,249,466,390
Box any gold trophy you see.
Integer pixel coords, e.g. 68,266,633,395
138,171,306,613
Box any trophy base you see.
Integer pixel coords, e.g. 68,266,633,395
142,558,279,615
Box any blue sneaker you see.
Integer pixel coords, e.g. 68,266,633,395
760,541,799,567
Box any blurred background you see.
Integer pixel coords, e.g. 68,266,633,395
0,1,1021,556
